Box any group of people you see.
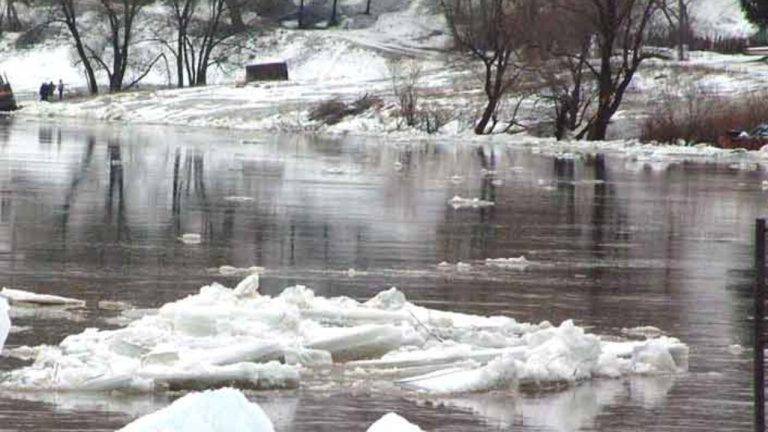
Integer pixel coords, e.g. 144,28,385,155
39,80,64,102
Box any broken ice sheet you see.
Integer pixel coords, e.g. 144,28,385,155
0,278,688,396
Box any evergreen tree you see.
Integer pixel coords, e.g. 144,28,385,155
742,0,768,27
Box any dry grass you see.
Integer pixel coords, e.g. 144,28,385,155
641,85,768,145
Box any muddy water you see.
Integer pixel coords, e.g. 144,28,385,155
0,116,761,431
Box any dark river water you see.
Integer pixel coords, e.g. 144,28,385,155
0,116,761,431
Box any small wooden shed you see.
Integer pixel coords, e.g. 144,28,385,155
245,62,289,82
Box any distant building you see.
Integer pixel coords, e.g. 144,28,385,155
245,63,289,83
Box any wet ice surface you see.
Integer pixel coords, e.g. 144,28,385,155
0,117,760,431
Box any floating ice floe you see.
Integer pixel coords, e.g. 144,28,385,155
449,196,495,210
0,288,85,307
437,262,472,273
367,413,424,432
179,233,202,245
118,388,275,432
219,265,264,277
223,196,256,203
621,326,664,339
0,279,689,395
0,296,9,353
485,257,530,270
322,167,346,175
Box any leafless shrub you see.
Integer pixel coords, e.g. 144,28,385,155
641,84,768,144
309,98,349,125
309,93,383,125
418,104,452,134
387,59,421,128
349,93,383,115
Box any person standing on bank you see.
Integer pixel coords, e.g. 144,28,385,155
58,80,64,101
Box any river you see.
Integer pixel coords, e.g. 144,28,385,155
0,117,759,431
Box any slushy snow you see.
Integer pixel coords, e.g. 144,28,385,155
367,413,424,432
118,388,275,432
0,277,688,395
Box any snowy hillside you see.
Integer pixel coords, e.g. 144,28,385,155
0,0,446,94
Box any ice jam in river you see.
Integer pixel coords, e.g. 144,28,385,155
0,275,688,394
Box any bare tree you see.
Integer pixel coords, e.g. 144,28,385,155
560,0,660,141
163,0,197,87
540,37,595,140
658,0,692,60
388,59,421,128
329,0,339,26
442,0,543,135
183,0,246,86
1,0,27,31
89,0,155,92
45,0,100,94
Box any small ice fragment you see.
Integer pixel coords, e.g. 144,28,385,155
480,169,496,177
98,300,131,311
456,262,472,273
450,175,464,184
180,233,202,245
322,167,345,175
283,348,333,367
762,181,768,191
449,196,494,210
728,344,745,355
0,288,85,307
9,325,30,334
347,268,357,278
485,256,529,270
233,273,260,298
630,339,682,374
0,296,9,353
118,388,275,432
219,265,264,276
394,161,404,172
621,326,664,339
491,179,504,186
224,196,255,203
437,261,452,270
367,413,424,432
5,345,38,361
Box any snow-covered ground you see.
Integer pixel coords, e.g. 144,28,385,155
1,0,761,150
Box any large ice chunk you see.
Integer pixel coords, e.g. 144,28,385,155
367,413,424,432
118,388,275,432
0,277,688,396
0,296,9,353
0,288,85,307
